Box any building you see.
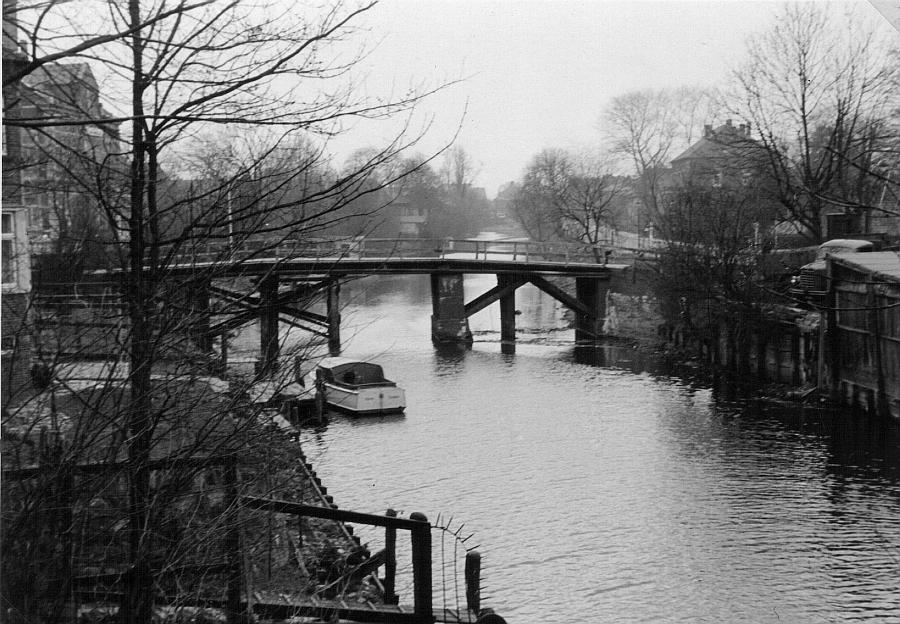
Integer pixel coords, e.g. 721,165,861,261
2,6,34,405
16,61,122,257
670,120,766,186
395,194,428,237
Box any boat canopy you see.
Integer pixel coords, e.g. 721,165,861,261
317,359,393,386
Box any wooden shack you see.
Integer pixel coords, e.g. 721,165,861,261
825,252,900,419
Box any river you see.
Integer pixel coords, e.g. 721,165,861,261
238,271,900,623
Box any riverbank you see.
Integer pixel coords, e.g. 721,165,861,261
0,363,394,622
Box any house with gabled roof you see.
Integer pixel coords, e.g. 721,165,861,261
670,119,769,190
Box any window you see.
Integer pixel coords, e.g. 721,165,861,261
2,212,17,285
1,209,30,292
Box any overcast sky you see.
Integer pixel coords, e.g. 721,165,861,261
332,0,898,198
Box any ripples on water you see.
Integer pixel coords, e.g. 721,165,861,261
237,274,900,623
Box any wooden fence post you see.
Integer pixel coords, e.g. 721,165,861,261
465,550,481,616
384,508,398,605
258,275,280,375
409,512,432,622
225,459,244,624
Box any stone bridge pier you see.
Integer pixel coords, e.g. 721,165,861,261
431,274,473,344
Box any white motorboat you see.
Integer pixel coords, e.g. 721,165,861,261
315,358,406,415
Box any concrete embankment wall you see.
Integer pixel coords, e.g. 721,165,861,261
604,264,665,346
604,292,663,344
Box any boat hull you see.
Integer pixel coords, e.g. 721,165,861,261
321,382,406,415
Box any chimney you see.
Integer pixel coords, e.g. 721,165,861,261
704,124,712,138
738,123,746,135
726,119,733,127
744,122,751,137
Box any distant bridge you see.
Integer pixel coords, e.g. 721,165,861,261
45,237,642,367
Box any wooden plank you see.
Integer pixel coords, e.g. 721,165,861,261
281,306,328,326
242,497,427,530
277,315,329,337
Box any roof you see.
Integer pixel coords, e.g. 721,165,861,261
832,252,900,284
23,62,98,89
317,357,377,370
670,121,763,166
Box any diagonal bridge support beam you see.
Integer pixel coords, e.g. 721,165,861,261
526,275,608,342
208,275,343,373
463,276,528,318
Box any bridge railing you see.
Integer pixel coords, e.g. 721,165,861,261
167,236,620,266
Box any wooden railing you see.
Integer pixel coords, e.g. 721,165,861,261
170,236,624,267
242,497,437,621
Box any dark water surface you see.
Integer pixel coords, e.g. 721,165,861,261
243,273,900,623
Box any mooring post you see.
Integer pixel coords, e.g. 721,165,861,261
756,330,767,381
384,508,398,605
409,512,433,621
498,274,516,346
326,278,341,355
189,277,212,352
574,277,607,343
791,330,802,385
465,550,481,616
430,273,473,344
258,274,280,375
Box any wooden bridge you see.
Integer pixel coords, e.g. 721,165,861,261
41,237,635,368
175,237,630,367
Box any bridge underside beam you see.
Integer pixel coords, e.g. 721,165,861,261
208,309,259,337
526,275,593,318
209,282,325,312
463,276,527,318
278,315,329,338
527,275,607,342
281,306,328,328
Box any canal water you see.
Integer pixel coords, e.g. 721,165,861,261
240,272,900,623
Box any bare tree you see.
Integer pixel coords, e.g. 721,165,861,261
602,86,719,229
511,148,567,242
512,148,622,260
433,144,487,237
2,1,448,621
726,2,898,243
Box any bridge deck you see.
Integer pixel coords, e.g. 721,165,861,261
156,255,624,279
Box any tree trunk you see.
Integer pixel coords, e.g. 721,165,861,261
122,1,154,621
